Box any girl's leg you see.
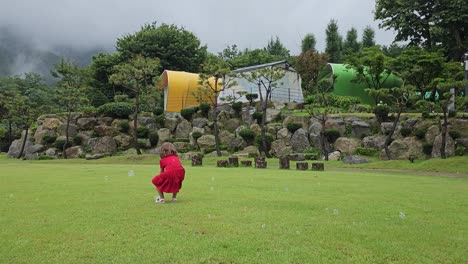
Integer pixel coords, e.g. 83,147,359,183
171,192,177,202
158,190,165,199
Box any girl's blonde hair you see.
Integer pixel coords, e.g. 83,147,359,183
160,142,177,158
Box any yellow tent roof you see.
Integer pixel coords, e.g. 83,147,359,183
158,70,220,112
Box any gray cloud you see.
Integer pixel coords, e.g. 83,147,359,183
0,0,396,55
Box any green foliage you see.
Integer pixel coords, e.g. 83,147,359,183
423,143,433,155
137,139,149,149
301,33,316,53
149,133,159,147
252,112,263,123
327,94,361,111
245,93,258,106
325,19,342,63
373,104,391,123
414,128,427,140
264,36,290,59
136,126,149,138
304,149,321,160
119,120,130,133
98,102,134,118
361,26,376,48
239,129,256,145
38,155,56,160
421,110,431,119
232,102,243,114
254,134,274,152
191,131,203,140
203,145,227,154
448,131,461,140
42,135,57,145
53,139,72,149
180,108,196,121
400,127,412,137
174,138,190,143
355,147,378,156
455,146,465,156
153,107,164,116
164,138,174,143
199,104,211,117
324,129,341,143
286,123,302,134
72,136,83,146
448,110,456,118
79,106,97,117
155,115,165,127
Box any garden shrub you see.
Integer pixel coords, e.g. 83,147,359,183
239,129,256,145
245,93,258,105
324,129,340,143
448,110,457,118
327,94,361,111
149,133,159,147
119,120,130,133
38,155,55,160
232,102,243,115
421,110,430,119
155,115,165,127
286,123,302,134
400,127,412,137
53,139,72,149
42,135,57,145
73,135,83,146
180,108,196,120
254,134,274,152
98,102,134,118
414,128,427,140
79,106,97,117
203,145,227,154
199,104,211,117
174,138,190,143
304,149,321,160
448,131,461,140
136,127,149,138
355,147,378,156
153,107,164,116
164,138,175,143
252,112,263,123
455,146,465,156
137,139,149,149
191,131,203,140
373,104,391,123
423,143,433,155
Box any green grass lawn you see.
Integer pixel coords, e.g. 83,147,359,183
1,155,467,263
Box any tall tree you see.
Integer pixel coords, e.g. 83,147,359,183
109,55,161,155
196,55,236,156
89,52,122,104
265,36,290,59
343,27,361,57
116,22,207,73
301,33,317,53
241,67,286,157
226,48,278,69
375,0,468,60
51,59,90,159
294,50,329,95
325,19,343,63
362,26,376,48
345,46,394,105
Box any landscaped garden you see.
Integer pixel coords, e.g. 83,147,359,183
1,154,467,263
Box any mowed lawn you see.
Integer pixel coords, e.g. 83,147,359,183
0,156,467,263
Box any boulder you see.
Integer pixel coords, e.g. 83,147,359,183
65,146,85,159
276,128,290,142
342,156,369,164
324,117,345,136
425,125,440,144
380,122,401,136
327,150,342,161
270,140,293,158
283,116,310,131
290,128,311,152
175,119,192,138
91,136,117,154
351,121,370,138
383,136,424,160
456,138,468,149
173,142,190,152
85,153,107,160
222,118,241,133
266,109,281,122
192,118,209,128
267,123,284,139
113,134,132,149
362,135,386,150
7,139,34,158
96,117,113,126
197,135,216,151
138,117,157,130
241,107,256,125
57,123,78,137
164,117,179,132
45,148,58,157
157,128,172,146
432,133,455,158
42,118,62,130
77,117,97,130
34,127,56,145
250,124,261,135
334,137,360,155
94,125,116,137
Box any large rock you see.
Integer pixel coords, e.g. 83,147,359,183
266,109,281,122
351,121,370,138
342,156,369,164
77,117,97,130
96,117,113,126
76,131,93,146
192,118,209,128
42,118,62,130
57,123,78,137
334,137,360,155
235,145,260,158
94,125,116,137
34,127,56,145
327,150,342,161
380,122,401,136
425,125,440,144
362,135,386,150
250,124,261,135
222,118,241,133
138,117,157,130
456,138,468,149
175,119,192,138
241,107,256,125
383,136,424,160
197,135,216,151
450,119,468,138
277,128,290,142
157,128,171,146
164,117,179,132
267,123,284,139
270,140,293,158
324,117,345,136
290,128,311,152
90,136,117,154
65,146,85,159
432,133,455,158
7,139,34,158
113,134,132,149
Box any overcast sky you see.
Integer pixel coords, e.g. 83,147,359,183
0,0,396,55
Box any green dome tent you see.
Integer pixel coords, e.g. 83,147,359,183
319,63,402,105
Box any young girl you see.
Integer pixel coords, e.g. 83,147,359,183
151,142,186,203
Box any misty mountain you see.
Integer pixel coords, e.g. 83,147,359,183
0,26,111,83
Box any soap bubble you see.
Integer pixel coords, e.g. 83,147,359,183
211,177,215,182
333,209,339,215
210,186,214,191
399,212,406,219
284,187,289,192
261,224,266,230
208,214,211,219
104,176,108,182
128,170,135,177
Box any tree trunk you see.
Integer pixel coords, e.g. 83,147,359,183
63,111,71,159
440,108,448,159
17,126,29,159
8,119,13,146
384,106,403,160
213,106,221,156
320,118,328,161
135,91,141,155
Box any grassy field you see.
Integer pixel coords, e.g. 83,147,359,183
1,154,467,263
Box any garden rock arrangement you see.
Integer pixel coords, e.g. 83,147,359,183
6,102,468,161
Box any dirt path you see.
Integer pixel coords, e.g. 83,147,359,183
330,167,468,178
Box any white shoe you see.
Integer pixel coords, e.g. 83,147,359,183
155,196,165,203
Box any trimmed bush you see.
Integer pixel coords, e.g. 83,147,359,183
137,139,149,149
252,112,263,123
42,135,57,145
155,115,165,127
119,121,130,133
414,128,427,140
423,143,433,155
304,149,321,160
98,102,134,118
153,107,164,116
164,138,175,143
174,138,190,143
373,104,391,123
448,110,457,118
239,129,256,145
421,111,430,119
53,139,72,149
136,127,149,138
149,133,159,147
79,106,97,117
286,123,302,134
203,145,228,154
232,102,243,114
455,146,465,156
180,108,196,120
448,131,461,140
199,104,211,117
400,127,412,137
355,147,378,156
191,131,203,140
245,93,258,105
255,134,274,152
324,129,340,143
72,135,83,146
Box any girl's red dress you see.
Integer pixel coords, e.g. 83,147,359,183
152,154,185,193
